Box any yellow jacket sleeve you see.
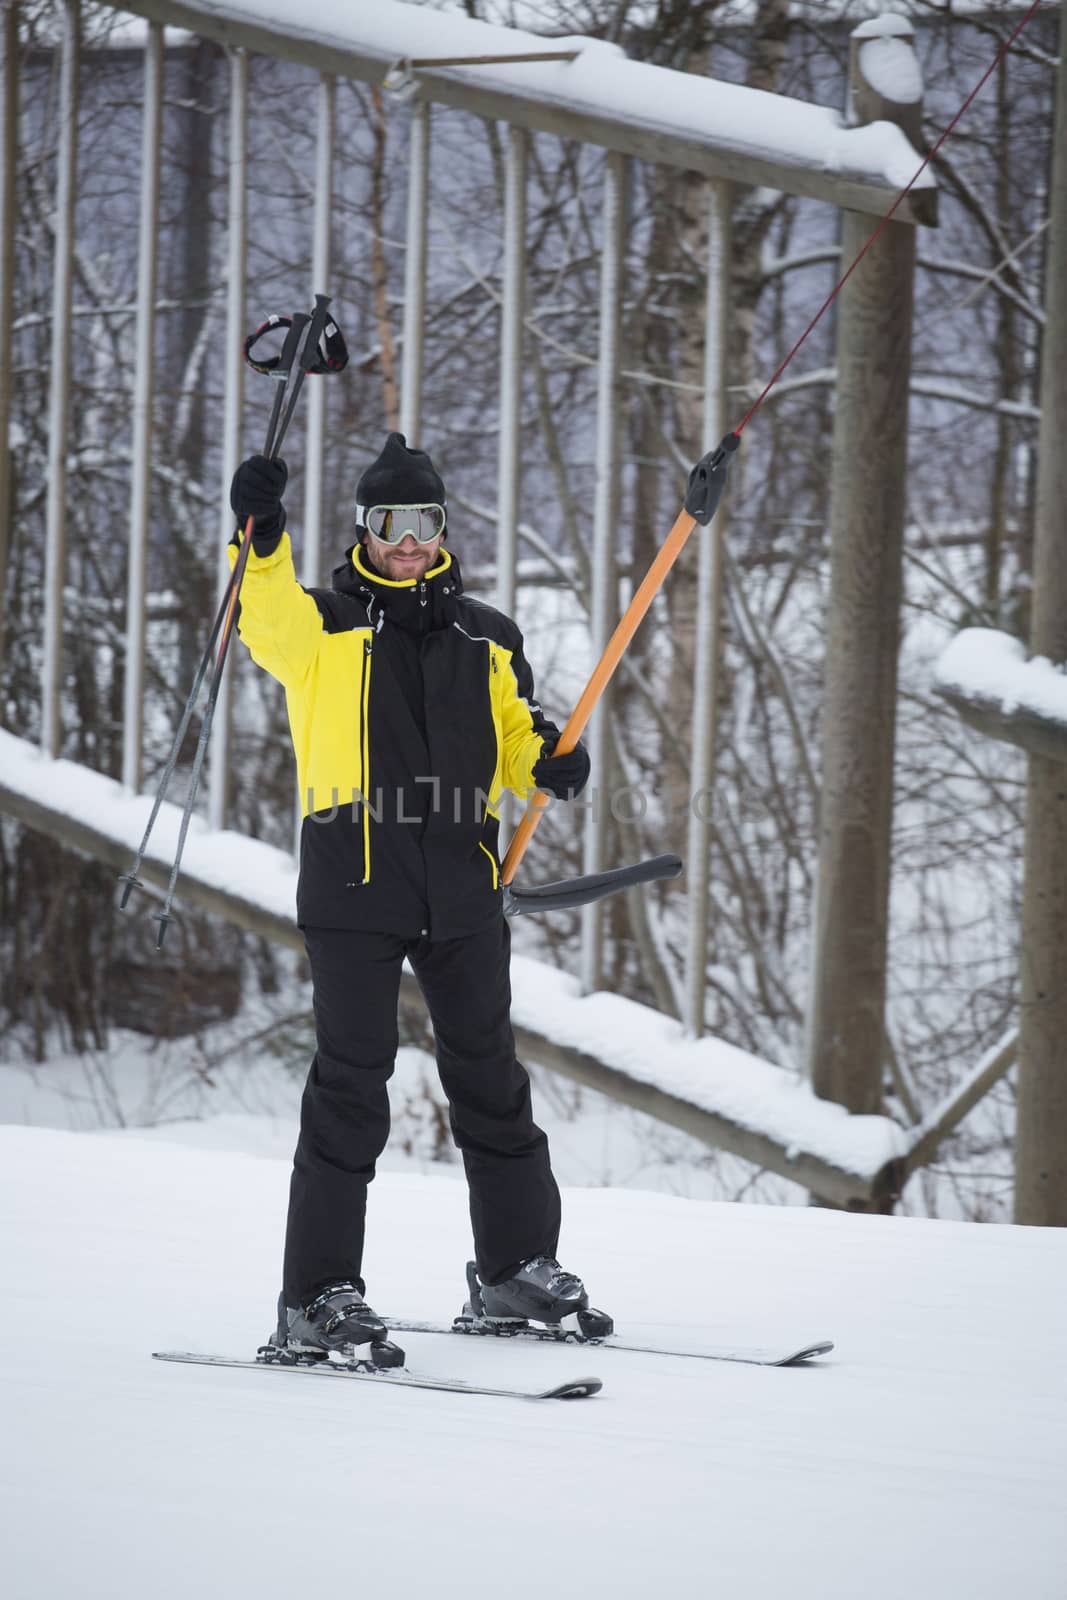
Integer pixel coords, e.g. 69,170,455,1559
498,637,559,798
228,532,324,690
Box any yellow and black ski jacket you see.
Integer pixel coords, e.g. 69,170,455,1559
232,533,560,939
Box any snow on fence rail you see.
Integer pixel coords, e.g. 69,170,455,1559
933,626,1067,764
114,0,936,223
0,727,907,1207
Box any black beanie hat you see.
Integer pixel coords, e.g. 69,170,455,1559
355,432,447,528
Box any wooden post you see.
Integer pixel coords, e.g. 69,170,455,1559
805,18,922,1135
1015,0,1067,1226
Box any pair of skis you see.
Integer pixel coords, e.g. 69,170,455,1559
154,1318,834,1404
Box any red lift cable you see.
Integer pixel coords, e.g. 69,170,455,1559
733,0,1046,438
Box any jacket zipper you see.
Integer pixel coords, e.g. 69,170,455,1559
358,635,373,885
482,649,501,890
488,649,503,804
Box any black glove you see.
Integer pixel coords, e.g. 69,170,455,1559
230,455,288,551
532,739,591,801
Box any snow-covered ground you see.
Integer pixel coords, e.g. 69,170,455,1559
2,1122,1064,1600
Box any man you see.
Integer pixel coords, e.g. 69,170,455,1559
229,432,611,1365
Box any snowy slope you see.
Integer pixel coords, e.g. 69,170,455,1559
2,1126,1064,1599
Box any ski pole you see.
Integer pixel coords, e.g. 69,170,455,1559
262,311,311,460
117,567,237,910
500,433,738,887
118,311,311,919
149,301,334,948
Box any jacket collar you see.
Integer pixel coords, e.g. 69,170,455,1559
332,542,462,635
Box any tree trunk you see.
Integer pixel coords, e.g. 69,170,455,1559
1015,0,1067,1226
805,20,921,1132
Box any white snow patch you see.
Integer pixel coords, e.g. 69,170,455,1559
858,36,923,105
827,119,924,188
511,956,906,1179
935,627,1067,726
853,13,918,39
0,727,301,923
95,21,197,50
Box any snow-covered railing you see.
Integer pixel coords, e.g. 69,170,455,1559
0,728,907,1208
115,0,935,223
933,627,1067,764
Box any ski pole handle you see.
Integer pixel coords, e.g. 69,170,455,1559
272,294,334,460
262,313,310,461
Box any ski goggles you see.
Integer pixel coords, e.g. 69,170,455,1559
360,503,447,544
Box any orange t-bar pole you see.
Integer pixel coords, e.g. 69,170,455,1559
500,505,693,882
501,432,738,886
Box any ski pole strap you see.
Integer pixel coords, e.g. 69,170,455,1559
244,312,349,377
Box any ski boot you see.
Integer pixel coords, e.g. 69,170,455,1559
260,1282,405,1369
455,1259,614,1343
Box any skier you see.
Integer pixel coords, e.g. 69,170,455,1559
228,432,611,1363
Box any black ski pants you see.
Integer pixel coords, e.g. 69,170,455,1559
281,916,562,1307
